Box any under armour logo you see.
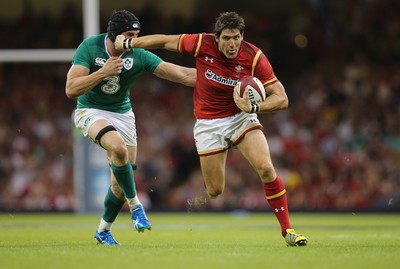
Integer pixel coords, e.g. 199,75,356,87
274,207,285,212
205,57,214,63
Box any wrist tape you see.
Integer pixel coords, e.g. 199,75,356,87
250,103,260,113
122,38,132,50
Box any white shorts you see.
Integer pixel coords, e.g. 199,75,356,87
194,112,262,156
74,108,137,146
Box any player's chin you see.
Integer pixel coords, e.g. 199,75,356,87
224,52,238,59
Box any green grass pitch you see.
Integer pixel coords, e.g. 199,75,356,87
0,212,399,269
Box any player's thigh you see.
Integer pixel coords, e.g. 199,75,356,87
199,151,227,189
87,118,112,141
89,121,126,154
236,129,276,180
87,119,124,148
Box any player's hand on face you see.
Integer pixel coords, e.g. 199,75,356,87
102,57,124,76
233,86,252,113
114,35,131,52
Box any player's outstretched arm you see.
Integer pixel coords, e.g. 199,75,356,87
153,61,196,87
115,34,181,52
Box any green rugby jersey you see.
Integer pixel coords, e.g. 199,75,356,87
72,33,162,113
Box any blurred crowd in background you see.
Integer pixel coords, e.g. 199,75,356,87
0,0,399,212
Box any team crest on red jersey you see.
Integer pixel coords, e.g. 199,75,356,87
235,65,244,72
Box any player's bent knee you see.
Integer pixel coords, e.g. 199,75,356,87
257,162,275,179
110,143,129,159
206,188,223,198
204,179,224,198
208,193,221,199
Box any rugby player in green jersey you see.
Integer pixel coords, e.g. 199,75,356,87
65,10,196,245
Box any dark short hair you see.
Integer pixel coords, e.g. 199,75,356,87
214,12,245,38
107,10,141,42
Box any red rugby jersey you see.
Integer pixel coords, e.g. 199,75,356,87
178,33,278,119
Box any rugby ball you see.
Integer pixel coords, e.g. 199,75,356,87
235,76,266,104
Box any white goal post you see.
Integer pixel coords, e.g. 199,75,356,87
1,0,109,213
0,49,76,62
0,0,98,63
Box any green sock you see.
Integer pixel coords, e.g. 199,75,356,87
110,162,136,198
102,186,125,223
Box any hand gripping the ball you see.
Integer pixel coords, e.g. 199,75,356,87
234,75,266,113
233,85,254,113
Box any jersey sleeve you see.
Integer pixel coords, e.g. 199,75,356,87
254,53,278,86
178,34,200,55
139,49,163,73
72,41,91,69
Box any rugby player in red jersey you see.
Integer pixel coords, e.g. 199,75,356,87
115,11,307,246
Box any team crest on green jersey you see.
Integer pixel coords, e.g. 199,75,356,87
123,58,134,70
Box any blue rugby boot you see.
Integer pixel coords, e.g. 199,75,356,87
94,230,119,245
131,204,152,232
